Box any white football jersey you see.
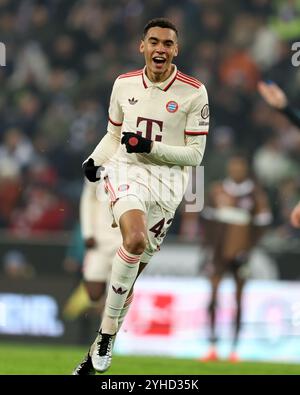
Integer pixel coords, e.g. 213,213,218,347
99,65,209,212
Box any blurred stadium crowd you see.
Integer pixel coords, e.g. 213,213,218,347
1,0,300,247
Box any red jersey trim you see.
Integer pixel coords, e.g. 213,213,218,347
177,75,201,87
104,177,117,203
163,71,178,92
177,71,202,86
142,70,178,90
142,73,148,89
119,71,143,76
118,247,140,264
176,76,200,89
119,68,143,75
109,116,122,126
118,71,143,80
185,130,208,135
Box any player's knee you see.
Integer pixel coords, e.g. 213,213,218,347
123,232,147,255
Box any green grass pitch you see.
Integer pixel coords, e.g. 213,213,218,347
0,342,300,375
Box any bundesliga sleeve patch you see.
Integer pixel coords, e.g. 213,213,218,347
166,101,179,113
201,104,209,119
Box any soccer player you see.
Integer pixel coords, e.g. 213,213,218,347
257,81,300,228
201,153,272,361
82,17,209,373
72,180,122,374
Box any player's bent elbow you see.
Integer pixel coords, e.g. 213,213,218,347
189,151,203,167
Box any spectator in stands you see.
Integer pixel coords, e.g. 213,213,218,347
0,0,299,242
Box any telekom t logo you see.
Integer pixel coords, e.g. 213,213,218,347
136,116,163,141
0,43,6,66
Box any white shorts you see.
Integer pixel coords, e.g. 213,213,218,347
105,176,175,263
82,186,122,282
82,243,117,282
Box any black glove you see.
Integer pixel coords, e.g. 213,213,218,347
121,132,152,153
82,158,104,182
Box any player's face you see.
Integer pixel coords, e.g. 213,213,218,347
140,27,178,81
227,157,249,183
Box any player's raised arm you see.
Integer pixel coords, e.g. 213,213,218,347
257,80,288,109
258,80,300,128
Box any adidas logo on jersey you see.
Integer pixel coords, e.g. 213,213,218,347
128,97,138,105
112,285,127,295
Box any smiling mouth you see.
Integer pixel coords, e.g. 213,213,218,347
152,56,166,65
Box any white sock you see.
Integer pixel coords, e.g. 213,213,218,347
117,292,134,331
101,246,140,334
89,292,134,356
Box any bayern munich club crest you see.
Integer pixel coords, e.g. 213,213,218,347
166,100,178,113
118,184,130,192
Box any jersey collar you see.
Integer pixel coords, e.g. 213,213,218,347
142,64,178,92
